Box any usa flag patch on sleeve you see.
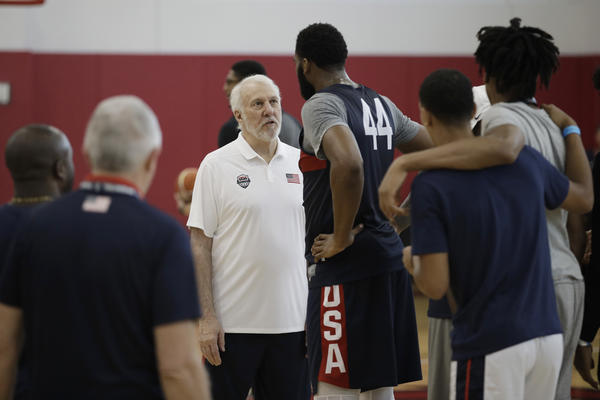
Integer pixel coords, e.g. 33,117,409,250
286,173,300,184
82,195,112,213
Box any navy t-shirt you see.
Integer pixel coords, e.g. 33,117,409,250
0,204,37,276
428,297,452,319
0,182,201,399
411,146,566,360
300,84,406,288
0,203,40,399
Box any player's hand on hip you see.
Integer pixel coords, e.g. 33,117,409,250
312,224,363,260
378,162,408,222
197,315,226,366
575,344,599,389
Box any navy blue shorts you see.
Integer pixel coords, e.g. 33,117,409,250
206,331,310,400
307,270,422,392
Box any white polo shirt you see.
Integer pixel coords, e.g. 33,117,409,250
187,134,307,333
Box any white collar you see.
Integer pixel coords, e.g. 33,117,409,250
235,132,284,162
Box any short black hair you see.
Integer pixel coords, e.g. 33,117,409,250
474,18,559,101
593,66,600,92
419,69,474,126
295,23,348,70
231,60,267,80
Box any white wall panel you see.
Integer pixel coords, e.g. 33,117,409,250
0,9,31,50
0,0,599,54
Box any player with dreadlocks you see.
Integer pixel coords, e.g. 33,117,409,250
379,18,592,400
474,17,559,101
476,18,592,400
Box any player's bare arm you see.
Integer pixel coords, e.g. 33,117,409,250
379,124,524,220
400,123,523,171
311,125,364,260
542,104,593,213
0,303,23,400
155,320,211,400
403,247,449,301
545,105,591,260
190,227,225,366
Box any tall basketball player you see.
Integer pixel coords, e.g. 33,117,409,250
295,22,432,400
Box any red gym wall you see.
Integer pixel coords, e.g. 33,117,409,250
1,52,599,224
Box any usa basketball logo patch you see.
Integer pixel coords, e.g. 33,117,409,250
237,174,251,189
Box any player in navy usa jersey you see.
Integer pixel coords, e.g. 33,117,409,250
294,23,433,399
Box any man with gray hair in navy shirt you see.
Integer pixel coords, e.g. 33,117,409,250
0,95,210,400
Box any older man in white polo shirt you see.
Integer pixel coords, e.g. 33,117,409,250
187,74,309,400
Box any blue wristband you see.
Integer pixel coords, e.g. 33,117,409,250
563,125,581,138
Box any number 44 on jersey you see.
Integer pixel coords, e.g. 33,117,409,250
361,98,393,151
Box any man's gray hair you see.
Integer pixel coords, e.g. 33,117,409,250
83,95,162,173
229,74,281,114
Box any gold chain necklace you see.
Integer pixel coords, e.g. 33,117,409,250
10,196,54,205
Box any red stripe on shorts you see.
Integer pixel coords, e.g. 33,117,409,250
465,359,472,400
318,285,350,388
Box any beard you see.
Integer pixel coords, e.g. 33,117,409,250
241,115,281,144
297,65,316,100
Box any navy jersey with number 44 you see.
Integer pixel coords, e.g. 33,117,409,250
300,84,407,288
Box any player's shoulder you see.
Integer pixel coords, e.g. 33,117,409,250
412,168,466,197
0,204,21,220
147,203,186,233
415,168,455,182
123,198,188,241
484,102,517,120
277,140,300,159
412,170,444,191
0,204,29,237
484,102,549,127
303,91,341,109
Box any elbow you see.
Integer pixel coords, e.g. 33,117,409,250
159,361,196,385
567,197,593,215
572,185,594,214
415,277,447,300
494,128,524,164
424,284,447,300
347,162,364,179
344,158,364,175
496,139,522,164
499,147,520,165
158,352,202,384
333,157,364,178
